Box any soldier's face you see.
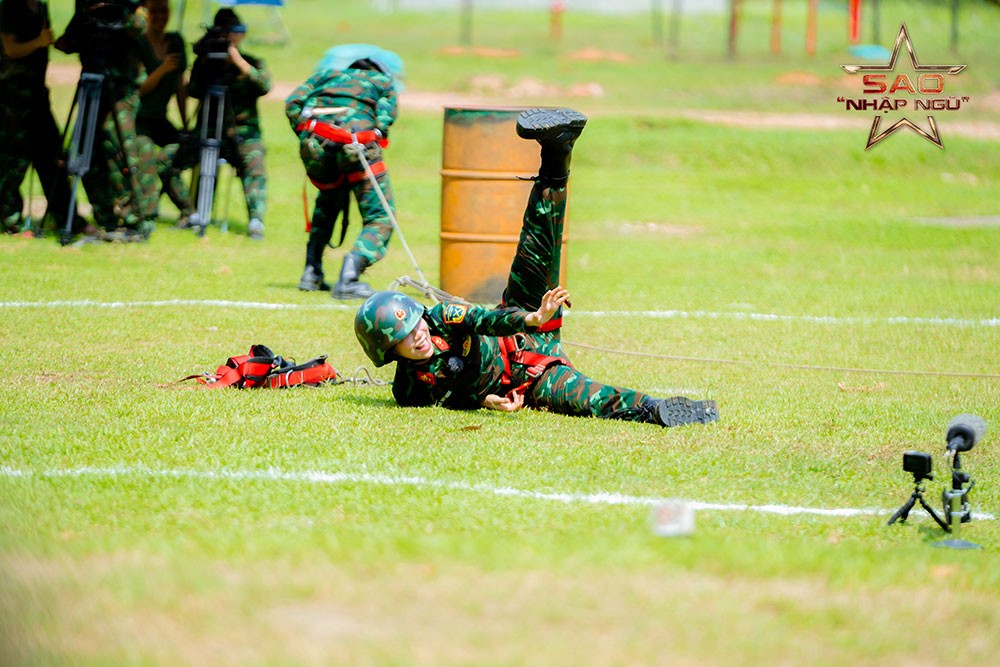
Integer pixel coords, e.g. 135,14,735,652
392,319,433,361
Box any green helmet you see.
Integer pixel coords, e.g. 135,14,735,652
354,291,425,367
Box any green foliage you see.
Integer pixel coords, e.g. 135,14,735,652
4,1,1000,665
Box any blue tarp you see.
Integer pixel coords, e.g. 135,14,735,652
215,0,285,7
315,44,406,90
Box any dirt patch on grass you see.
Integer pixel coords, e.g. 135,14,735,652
44,62,1000,139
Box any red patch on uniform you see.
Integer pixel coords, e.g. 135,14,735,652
394,308,406,320
416,371,436,385
431,336,449,351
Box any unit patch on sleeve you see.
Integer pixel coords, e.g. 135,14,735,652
443,303,469,324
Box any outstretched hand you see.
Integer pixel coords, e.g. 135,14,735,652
525,286,571,328
482,392,525,412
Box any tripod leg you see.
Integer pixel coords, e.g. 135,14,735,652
61,74,103,246
917,494,951,532
886,493,917,526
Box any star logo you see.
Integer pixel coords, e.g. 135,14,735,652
841,23,965,150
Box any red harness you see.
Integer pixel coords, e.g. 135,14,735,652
182,345,339,389
295,120,389,148
296,119,390,192
497,321,569,400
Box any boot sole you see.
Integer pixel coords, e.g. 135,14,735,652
658,396,719,427
516,108,588,140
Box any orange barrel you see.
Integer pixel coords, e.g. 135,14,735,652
440,106,569,304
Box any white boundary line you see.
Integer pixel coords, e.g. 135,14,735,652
2,465,993,520
2,299,998,327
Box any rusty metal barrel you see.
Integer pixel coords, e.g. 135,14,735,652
440,106,569,304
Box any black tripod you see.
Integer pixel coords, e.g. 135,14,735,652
887,473,949,531
191,84,228,236
59,71,141,246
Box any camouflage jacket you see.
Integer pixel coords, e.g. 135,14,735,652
392,302,557,410
284,66,397,136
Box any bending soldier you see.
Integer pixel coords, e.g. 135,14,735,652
354,109,719,427
285,53,399,299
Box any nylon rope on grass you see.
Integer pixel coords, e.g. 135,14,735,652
560,341,1000,380
1,465,994,521
4,299,998,379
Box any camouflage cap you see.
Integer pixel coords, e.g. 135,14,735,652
354,291,425,367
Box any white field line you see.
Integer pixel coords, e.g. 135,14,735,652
1,465,994,521
2,299,998,327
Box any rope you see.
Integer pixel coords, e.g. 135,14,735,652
390,275,469,305
561,340,1000,380
353,144,440,303
337,365,391,387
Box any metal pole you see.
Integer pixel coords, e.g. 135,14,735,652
727,0,740,60
460,0,473,47
950,0,959,53
667,0,682,60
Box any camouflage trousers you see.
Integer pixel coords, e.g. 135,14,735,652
503,181,653,421
0,83,77,231
136,117,194,218
302,138,395,267
83,89,160,230
174,128,267,224
227,135,266,223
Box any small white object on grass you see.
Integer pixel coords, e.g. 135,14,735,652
651,500,695,537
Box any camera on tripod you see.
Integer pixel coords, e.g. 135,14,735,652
888,414,987,549
902,450,933,482
194,26,232,59
82,0,144,32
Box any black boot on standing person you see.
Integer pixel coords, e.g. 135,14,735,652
332,252,375,300
516,107,588,186
299,224,332,291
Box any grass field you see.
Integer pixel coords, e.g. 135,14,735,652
2,1,999,665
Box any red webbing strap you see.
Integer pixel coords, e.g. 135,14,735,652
295,120,389,148
302,178,312,232
266,361,339,388
307,158,386,191
309,174,346,191
241,356,276,387
497,336,569,401
535,317,562,333
348,160,385,183
198,353,251,388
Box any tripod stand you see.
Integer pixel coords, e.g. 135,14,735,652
191,84,228,237
59,71,142,246
60,73,104,246
887,475,949,531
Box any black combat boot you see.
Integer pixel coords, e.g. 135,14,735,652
332,252,375,300
298,266,329,291
641,396,719,428
299,229,331,291
516,108,588,186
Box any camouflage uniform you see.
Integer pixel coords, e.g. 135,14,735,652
0,0,78,232
186,40,270,228
56,6,159,235
285,67,397,274
136,30,193,221
357,108,718,427
385,181,657,419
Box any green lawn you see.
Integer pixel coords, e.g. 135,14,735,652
2,1,999,665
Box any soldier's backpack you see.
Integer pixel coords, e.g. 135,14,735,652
183,344,339,389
